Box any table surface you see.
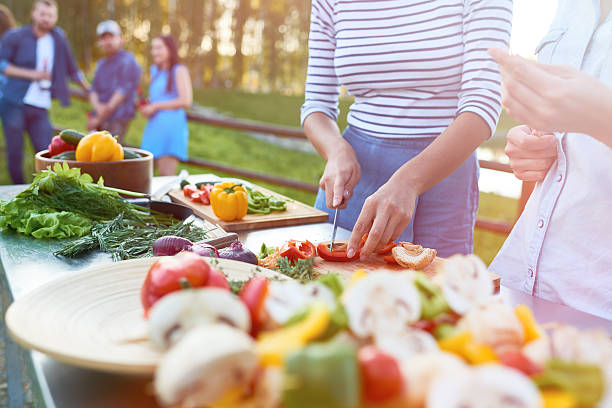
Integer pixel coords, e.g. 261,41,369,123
1,178,610,408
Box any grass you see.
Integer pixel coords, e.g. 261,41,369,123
0,89,516,264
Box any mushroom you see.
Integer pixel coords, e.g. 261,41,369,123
458,297,524,354
436,254,493,315
399,351,467,408
265,280,336,325
375,328,438,363
343,271,421,339
391,243,437,269
154,324,258,408
427,364,542,408
148,288,251,349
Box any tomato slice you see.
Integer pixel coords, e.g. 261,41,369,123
498,350,544,376
183,184,198,198
317,242,360,262
239,277,269,337
191,191,203,203
358,345,403,402
279,240,317,263
205,267,230,290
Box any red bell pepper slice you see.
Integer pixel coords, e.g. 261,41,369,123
359,233,396,254
317,242,360,262
383,255,398,265
279,240,317,263
239,277,269,336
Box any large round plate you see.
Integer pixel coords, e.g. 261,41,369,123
5,257,284,375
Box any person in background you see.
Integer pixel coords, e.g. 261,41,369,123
0,0,88,184
488,0,612,320
88,20,141,143
139,35,191,176
0,5,17,95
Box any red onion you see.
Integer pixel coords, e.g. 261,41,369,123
188,243,219,258
152,236,193,256
218,241,258,265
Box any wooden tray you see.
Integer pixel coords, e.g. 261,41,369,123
169,185,329,232
313,251,501,290
5,257,285,375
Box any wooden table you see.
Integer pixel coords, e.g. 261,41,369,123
0,179,610,408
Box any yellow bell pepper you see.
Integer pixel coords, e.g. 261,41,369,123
256,304,330,366
438,332,498,364
349,269,368,286
210,182,249,221
540,389,577,408
75,131,124,162
514,304,543,342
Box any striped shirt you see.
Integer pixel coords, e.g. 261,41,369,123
300,0,512,138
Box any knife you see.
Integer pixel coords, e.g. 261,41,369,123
151,169,189,201
330,207,339,251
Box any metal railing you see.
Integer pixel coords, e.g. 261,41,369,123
67,88,530,235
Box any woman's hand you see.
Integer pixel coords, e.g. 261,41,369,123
319,144,361,209
489,48,612,148
346,178,417,258
140,103,157,118
505,125,558,182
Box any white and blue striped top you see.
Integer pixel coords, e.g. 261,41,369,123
300,0,512,138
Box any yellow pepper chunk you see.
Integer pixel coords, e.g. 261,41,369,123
514,304,543,343
256,304,330,366
210,182,249,222
540,389,577,408
75,131,124,162
438,332,498,364
349,269,368,287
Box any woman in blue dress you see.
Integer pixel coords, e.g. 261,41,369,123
140,35,192,176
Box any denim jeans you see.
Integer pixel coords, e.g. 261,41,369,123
0,100,53,184
314,125,480,257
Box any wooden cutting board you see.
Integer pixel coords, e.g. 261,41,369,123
313,254,501,290
169,185,329,232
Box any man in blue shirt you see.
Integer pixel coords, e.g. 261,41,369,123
0,0,88,184
88,20,141,144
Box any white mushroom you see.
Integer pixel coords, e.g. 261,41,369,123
427,364,542,408
148,288,251,349
155,324,258,408
375,328,438,363
253,367,283,408
400,351,467,408
264,280,335,325
343,271,421,339
436,254,493,315
392,243,437,270
458,297,524,354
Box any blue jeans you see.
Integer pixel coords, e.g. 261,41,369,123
0,101,53,184
314,125,479,257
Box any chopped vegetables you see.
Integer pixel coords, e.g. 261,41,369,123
246,186,287,214
279,240,316,263
317,242,360,262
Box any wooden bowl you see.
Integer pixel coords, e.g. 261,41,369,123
35,148,153,194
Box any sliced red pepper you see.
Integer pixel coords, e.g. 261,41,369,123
239,277,269,337
360,233,396,254
183,184,198,198
279,240,316,263
317,242,360,262
383,255,398,265
190,191,203,203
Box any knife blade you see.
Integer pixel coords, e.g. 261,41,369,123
330,207,339,251
151,169,189,201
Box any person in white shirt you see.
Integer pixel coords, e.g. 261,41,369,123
488,0,612,320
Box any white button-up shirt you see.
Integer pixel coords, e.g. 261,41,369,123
490,0,612,320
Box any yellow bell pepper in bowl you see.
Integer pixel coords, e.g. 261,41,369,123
76,131,124,162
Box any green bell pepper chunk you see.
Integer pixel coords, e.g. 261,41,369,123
283,342,361,408
414,272,450,320
534,359,605,407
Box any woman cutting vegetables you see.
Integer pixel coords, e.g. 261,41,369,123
302,0,512,257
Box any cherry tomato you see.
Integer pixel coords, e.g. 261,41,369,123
140,251,210,316
358,345,403,402
205,266,230,290
279,240,317,263
183,184,198,198
239,277,269,336
317,242,360,262
498,350,544,376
